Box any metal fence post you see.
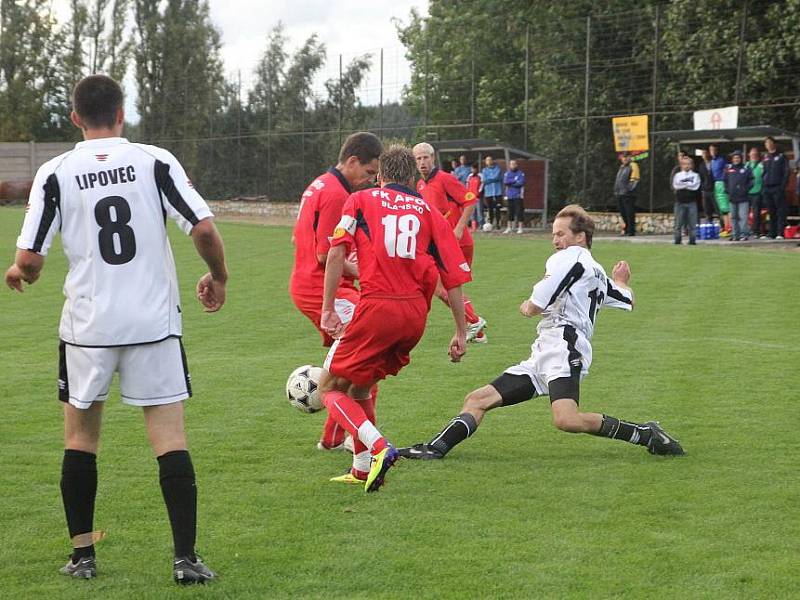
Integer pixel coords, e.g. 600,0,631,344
581,16,591,205
338,53,343,148
524,25,530,151
735,0,749,105
649,5,660,214
470,58,476,138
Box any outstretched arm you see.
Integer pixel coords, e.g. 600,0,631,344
5,250,44,292
192,218,228,312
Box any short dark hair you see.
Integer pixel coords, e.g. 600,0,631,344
556,204,595,249
378,144,416,188
709,143,719,149
764,136,776,144
72,74,123,129
338,132,383,165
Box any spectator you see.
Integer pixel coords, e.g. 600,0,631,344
449,158,459,173
761,136,789,239
481,156,503,229
466,163,484,230
672,155,701,245
669,150,688,191
723,150,754,241
746,147,764,238
709,144,731,237
614,152,639,236
453,155,471,186
503,159,526,234
697,148,718,222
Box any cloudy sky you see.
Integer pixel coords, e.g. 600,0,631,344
52,0,429,104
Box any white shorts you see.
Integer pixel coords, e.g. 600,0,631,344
59,337,191,410
504,326,592,396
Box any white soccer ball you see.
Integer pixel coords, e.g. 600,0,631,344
286,365,324,413
482,222,493,232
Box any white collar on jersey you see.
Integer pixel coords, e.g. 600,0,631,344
75,137,129,149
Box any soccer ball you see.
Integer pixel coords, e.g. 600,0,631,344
286,365,324,413
482,222,493,232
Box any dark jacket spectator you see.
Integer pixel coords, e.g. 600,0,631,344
762,147,789,187
723,151,754,203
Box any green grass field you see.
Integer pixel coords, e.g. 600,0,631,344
1,206,798,599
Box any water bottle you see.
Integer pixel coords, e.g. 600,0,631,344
694,224,701,240
701,223,708,240
713,222,720,239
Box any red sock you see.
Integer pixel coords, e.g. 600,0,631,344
323,391,386,454
320,413,346,448
463,296,479,324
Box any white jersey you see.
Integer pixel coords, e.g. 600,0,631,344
16,137,213,347
530,245,633,342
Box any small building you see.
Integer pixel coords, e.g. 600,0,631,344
431,139,550,224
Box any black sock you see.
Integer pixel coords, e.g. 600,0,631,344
60,449,97,562
158,450,197,560
427,412,478,456
594,415,652,447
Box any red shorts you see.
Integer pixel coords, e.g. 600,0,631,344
460,244,474,268
324,296,429,386
291,287,360,347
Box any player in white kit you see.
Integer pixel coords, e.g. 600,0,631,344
399,204,684,460
4,75,227,584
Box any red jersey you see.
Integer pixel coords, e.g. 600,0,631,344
467,173,482,196
330,184,472,300
416,167,476,247
290,168,357,296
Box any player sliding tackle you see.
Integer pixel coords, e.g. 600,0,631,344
400,204,685,460
318,145,472,492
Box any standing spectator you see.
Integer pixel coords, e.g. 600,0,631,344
453,155,471,186
746,147,764,238
709,144,731,237
761,136,789,239
449,158,459,173
697,148,718,222
466,163,484,229
672,156,701,245
669,150,688,191
723,150,754,241
614,152,639,236
503,159,526,234
481,156,503,229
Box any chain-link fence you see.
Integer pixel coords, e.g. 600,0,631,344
136,4,800,214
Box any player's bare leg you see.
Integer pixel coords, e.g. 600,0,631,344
61,403,104,577
143,402,215,584
319,373,399,491
399,384,504,459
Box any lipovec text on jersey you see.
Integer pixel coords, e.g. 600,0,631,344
75,165,137,190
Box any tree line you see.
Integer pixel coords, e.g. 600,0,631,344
2,0,798,208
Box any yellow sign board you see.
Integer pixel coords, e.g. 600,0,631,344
612,115,649,152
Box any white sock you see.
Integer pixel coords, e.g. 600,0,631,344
357,421,383,452
352,451,371,473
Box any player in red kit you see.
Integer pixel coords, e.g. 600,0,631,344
413,142,488,343
289,132,383,451
318,145,471,492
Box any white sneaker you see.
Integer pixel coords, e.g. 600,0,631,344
759,235,768,240
776,235,784,240
471,331,488,344
502,227,512,234
466,316,487,342
516,226,523,234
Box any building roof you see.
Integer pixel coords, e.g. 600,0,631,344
654,125,800,144
429,138,548,161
